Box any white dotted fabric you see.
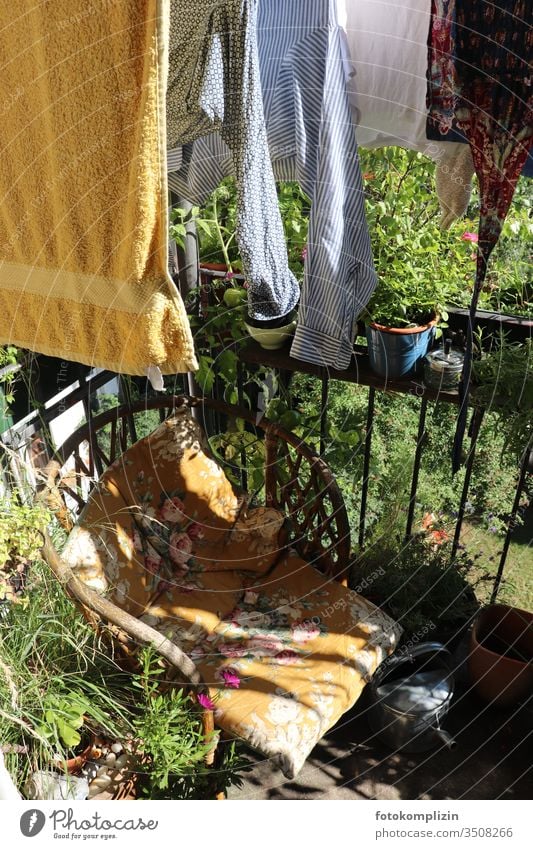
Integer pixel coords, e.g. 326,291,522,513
167,0,299,321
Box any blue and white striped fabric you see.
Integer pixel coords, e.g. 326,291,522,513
168,0,377,369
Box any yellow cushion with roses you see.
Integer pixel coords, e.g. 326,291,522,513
62,407,286,618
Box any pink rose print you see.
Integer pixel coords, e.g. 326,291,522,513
145,553,162,575
247,634,284,656
158,496,186,524
187,522,204,541
216,667,241,688
190,645,207,660
218,642,249,659
275,650,300,665
243,590,258,605
291,620,321,643
169,531,193,566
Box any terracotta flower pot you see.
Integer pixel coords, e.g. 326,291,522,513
468,604,533,707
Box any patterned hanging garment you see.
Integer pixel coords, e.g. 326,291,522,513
427,0,533,472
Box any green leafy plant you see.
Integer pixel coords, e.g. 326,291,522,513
0,492,49,606
131,647,250,799
37,693,91,749
359,149,476,328
472,335,533,462
351,534,482,643
170,179,240,271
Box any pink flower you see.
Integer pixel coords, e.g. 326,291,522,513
247,634,284,656
168,531,193,566
145,553,162,575
225,271,236,280
216,667,241,688
300,246,308,262
291,620,321,643
274,650,300,665
197,693,216,710
461,232,478,243
217,641,248,659
187,522,204,541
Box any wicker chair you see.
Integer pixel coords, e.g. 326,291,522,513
39,395,353,793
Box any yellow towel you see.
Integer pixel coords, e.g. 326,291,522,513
0,0,197,375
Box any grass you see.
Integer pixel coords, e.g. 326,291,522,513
460,520,532,611
0,520,137,791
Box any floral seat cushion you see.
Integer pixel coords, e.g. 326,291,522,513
62,405,402,779
141,551,402,779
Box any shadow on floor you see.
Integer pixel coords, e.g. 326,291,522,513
229,684,532,801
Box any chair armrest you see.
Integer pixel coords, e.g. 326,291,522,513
41,529,205,690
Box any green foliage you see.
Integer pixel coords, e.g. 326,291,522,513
359,148,531,326
0,536,132,789
290,373,521,542
360,149,475,327
38,693,91,749
170,180,240,271
0,492,49,606
472,336,532,461
351,534,482,642
131,648,251,799
131,648,214,795
0,346,21,428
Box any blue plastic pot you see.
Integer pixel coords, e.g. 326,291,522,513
366,320,437,378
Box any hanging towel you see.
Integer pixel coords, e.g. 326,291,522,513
0,0,197,376
166,0,299,322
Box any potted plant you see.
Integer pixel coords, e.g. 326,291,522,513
359,148,477,378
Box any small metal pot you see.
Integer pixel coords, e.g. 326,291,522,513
367,642,455,752
424,340,464,391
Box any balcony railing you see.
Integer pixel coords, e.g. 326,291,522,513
1,304,531,605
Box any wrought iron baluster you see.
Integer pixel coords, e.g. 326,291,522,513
451,407,485,558
491,443,532,603
320,374,329,457
358,386,376,550
405,398,428,540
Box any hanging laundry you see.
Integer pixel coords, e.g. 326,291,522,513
167,0,298,322
342,0,475,229
0,0,197,376
169,0,376,369
427,0,533,471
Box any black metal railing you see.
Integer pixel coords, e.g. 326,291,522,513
1,307,531,603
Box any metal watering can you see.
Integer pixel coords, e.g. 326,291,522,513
367,642,456,752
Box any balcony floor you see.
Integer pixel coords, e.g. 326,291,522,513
229,640,532,801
